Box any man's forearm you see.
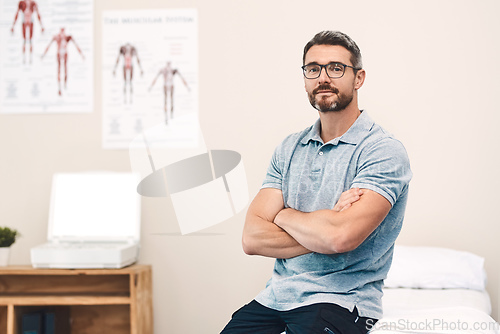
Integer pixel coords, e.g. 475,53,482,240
274,208,344,254
242,187,368,258
270,187,364,254
242,214,311,259
274,189,392,254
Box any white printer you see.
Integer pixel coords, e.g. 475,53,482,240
31,172,141,269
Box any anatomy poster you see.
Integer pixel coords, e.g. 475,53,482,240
0,0,93,113
102,9,198,149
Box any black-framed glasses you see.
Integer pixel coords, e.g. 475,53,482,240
301,62,360,79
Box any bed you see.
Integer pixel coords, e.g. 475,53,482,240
369,245,498,334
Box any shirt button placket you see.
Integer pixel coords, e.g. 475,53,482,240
310,145,323,173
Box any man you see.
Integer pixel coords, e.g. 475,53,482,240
41,28,85,96
113,43,143,104
221,31,412,334
11,0,44,64
149,61,190,124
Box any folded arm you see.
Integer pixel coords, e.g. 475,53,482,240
242,187,367,259
274,189,392,254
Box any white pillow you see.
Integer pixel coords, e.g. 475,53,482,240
384,245,487,290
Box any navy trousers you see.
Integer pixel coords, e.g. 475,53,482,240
220,300,377,334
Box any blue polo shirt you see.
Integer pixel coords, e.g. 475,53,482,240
255,111,412,319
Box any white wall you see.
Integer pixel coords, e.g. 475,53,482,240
1,0,499,332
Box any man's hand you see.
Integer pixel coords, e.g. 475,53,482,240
333,188,363,212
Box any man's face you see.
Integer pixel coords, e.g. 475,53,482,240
303,44,363,113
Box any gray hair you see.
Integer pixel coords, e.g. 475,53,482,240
303,31,363,69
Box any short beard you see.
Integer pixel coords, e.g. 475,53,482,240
308,84,354,112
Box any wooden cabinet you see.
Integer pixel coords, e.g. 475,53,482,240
0,265,153,334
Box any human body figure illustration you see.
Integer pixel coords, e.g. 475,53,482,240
149,61,190,124
41,28,85,96
113,43,143,104
11,0,44,64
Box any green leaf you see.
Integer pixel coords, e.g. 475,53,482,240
0,227,19,247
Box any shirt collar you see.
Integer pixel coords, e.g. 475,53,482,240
300,110,374,146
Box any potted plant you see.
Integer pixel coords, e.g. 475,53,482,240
0,227,19,266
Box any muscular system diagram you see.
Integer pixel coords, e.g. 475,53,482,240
101,9,197,148
41,27,85,96
149,61,190,124
11,0,44,64
113,43,143,104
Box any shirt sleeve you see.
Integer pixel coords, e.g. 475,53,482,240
261,143,284,191
351,137,412,206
